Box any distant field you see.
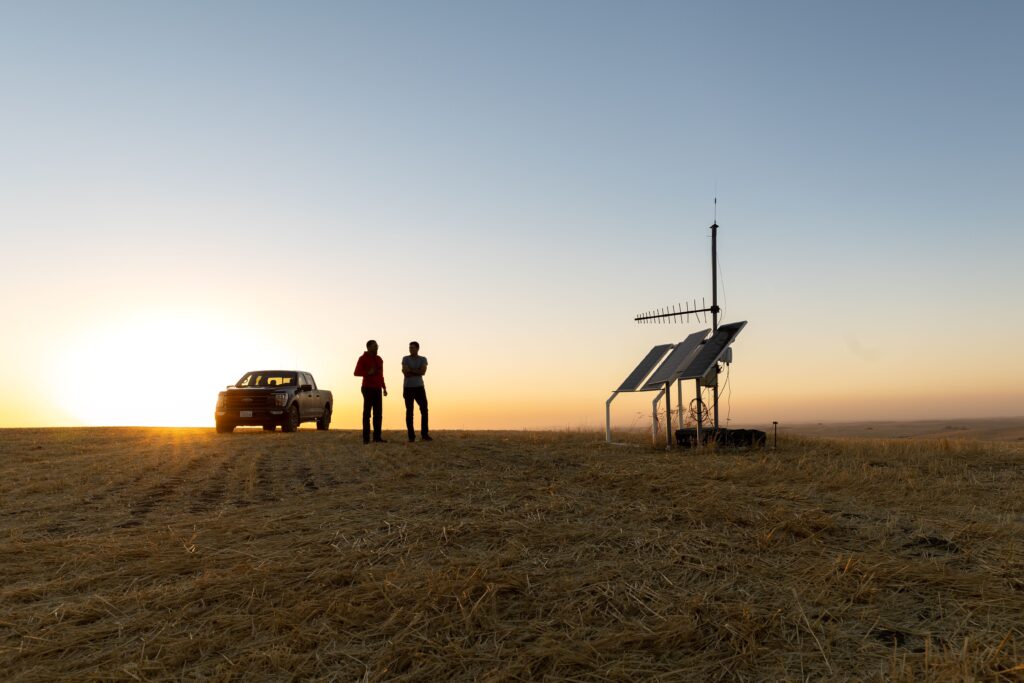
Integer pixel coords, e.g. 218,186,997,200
2,428,1023,680
785,416,1024,442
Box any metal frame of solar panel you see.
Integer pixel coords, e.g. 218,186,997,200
641,330,710,391
616,344,674,392
604,343,673,444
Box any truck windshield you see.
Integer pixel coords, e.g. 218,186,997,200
235,372,298,388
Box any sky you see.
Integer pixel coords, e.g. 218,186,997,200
2,1,1022,430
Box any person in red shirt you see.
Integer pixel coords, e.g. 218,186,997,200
354,339,388,443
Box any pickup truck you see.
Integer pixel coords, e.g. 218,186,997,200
215,370,333,433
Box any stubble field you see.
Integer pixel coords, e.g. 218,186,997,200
2,427,1023,681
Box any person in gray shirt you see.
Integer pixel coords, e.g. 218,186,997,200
401,341,431,442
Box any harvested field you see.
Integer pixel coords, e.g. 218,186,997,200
2,428,1023,681
785,416,1024,442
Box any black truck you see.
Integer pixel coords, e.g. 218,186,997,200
215,370,333,433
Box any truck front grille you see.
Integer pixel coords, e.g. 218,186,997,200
224,393,274,410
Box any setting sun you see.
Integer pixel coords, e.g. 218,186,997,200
51,312,285,427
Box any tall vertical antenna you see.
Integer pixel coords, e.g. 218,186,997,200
710,213,720,429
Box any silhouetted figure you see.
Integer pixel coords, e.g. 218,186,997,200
402,341,431,442
354,339,387,443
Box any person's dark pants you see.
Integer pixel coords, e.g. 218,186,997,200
403,386,429,440
361,387,383,442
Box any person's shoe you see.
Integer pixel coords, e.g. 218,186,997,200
363,439,370,445
373,438,388,443
421,434,433,441
408,434,416,442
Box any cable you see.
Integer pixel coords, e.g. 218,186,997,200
721,362,732,426
686,395,713,427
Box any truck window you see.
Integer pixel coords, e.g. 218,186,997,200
237,372,298,387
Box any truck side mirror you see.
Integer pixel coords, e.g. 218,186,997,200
300,384,313,393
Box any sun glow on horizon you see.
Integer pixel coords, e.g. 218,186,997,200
52,312,286,427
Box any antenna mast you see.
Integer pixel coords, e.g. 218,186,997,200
710,212,720,429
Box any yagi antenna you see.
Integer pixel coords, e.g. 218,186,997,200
634,218,720,332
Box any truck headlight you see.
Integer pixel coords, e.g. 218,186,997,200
274,393,288,407
216,394,226,409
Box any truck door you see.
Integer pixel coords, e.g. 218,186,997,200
297,373,314,419
307,374,324,415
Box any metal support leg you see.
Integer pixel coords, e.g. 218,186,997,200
605,392,618,443
677,381,683,430
664,382,673,450
651,389,665,446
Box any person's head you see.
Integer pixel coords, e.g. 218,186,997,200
409,341,420,356
366,339,378,354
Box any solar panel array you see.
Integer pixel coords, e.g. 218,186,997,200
613,322,746,392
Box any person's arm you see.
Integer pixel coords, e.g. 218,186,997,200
417,360,428,376
401,359,412,377
354,356,365,376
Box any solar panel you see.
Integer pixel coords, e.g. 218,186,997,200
641,330,710,391
677,321,747,381
615,344,674,392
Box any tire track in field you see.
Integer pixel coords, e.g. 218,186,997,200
118,455,207,528
7,450,180,537
316,450,342,490
9,450,168,523
229,451,257,509
316,438,371,492
254,448,278,502
190,454,231,513
86,453,171,511
295,457,318,492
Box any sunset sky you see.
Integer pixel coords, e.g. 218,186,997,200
3,1,1022,430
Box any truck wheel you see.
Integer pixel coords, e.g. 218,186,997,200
281,405,300,433
216,421,235,434
262,424,276,432
316,405,332,431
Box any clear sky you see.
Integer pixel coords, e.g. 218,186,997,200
2,1,1022,429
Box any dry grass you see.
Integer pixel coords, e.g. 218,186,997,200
1,427,1023,681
